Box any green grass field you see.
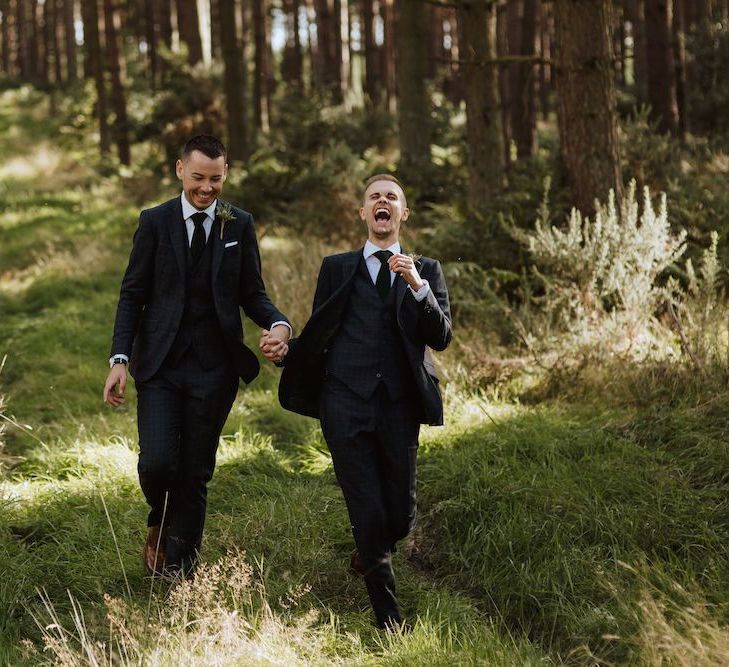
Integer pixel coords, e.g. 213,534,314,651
2,88,729,665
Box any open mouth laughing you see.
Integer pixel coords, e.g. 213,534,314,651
375,207,391,221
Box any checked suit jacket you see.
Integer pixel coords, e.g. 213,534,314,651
110,196,287,384
279,249,452,426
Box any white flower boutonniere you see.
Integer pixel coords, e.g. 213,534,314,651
408,252,422,263
216,202,236,240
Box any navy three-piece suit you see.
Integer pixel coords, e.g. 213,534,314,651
279,248,452,626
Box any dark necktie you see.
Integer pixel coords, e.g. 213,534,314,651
190,211,207,266
374,250,393,301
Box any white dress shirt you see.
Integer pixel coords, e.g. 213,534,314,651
363,240,430,301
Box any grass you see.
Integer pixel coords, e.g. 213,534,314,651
3,86,729,665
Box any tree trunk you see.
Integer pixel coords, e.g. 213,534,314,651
361,0,380,104
538,1,551,119
645,0,678,135
175,0,203,64
314,0,341,99
396,0,431,184
253,0,270,133
158,0,172,50
512,0,539,158
61,0,76,81
103,0,129,164
1,0,11,74
16,0,30,78
504,0,519,161
444,8,462,106
282,0,303,88
554,0,623,212
338,0,349,104
382,0,396,114
672,0,688,141
220,0,247,160
46,0,63,83
626,0,647,103
461,0,505,209
80,0,111,157
29,0,41,80
209,0,220,60
144,0,158,89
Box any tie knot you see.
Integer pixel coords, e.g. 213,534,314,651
191,212,207,227
374,250,393,266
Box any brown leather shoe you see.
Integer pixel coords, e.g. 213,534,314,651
349,549,364,577
143,525,166,575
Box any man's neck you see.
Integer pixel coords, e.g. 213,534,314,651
367,235,398,249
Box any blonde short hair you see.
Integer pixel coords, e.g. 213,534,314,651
363,174,407,206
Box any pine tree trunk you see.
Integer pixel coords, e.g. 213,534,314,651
361,0,380,104
338,0,349,104
62,0,77,81
80,0,111,156
645,0,678,135
672,0,688,141
144,1,158,89
46,0,63,83
539,1,551,119
175,0,203,64
16,0,30,78
29,0,41,81
253,0,270,132
219,0,247,160
282,0,303,87
396,0,431,184
554,0,622,213
444,8,462,106
626,0,647,103
461,0,505,208
209,0,220,60
102,0,129,164
512,0,539,158
158,0,172,50
382,0,396,114
1,0,11,74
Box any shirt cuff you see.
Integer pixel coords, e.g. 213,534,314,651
270,320,292,335
109,354,129,365
409,280,430,302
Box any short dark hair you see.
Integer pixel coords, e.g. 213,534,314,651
182,135,227,161
363,173,407,206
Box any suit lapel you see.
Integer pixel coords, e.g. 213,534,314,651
167,197,187,278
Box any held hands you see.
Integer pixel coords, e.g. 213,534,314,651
103,364,127,407
260,324,290,363
388,253,424,291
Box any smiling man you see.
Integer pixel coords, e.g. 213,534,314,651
103,135,290,578
267,174,452,629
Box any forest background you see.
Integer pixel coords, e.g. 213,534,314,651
2,0,729,664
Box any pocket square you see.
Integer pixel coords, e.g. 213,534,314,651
224,241,238,248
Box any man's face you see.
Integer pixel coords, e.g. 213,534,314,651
359,180,409,242
176,150,228,210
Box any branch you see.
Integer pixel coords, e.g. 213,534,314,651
667,301,704,372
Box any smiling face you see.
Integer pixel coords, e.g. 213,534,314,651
176,150,228,210
359,179,410,246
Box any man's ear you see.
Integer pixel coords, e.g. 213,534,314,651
401,207,410,222
358,206,366,221
223,163,229,181
175,159,184,180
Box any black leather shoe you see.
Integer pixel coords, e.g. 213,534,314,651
349,549,365,577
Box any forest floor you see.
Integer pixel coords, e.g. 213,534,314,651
2,88,729,666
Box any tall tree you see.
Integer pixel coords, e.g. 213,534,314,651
209,0,220,60
672,0,688,140
1,0,11,75
253,0,270,132
645,0,678,135
16,0,31,78
144,0,158,89
625,0,647,103
219,0,248,160
45,0,62,83
382,0,396,113
461,0,505,209
62,0,77,81
314,0,340,98
396,0,431,183
337,0,349,103
103,0,130,164
554,0,622,212
80,0,111,157
512,0,539,158
175,0,203,64
28,0,40,80
361,0,380,104
281,0,303,88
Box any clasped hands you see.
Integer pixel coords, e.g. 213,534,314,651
260,323,290,363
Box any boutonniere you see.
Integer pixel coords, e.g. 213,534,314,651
408,252,422,263
216,202,236,240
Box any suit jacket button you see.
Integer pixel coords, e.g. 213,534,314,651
376,372,382,378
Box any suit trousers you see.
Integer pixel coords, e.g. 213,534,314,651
320,375,420,627
136,347,238,571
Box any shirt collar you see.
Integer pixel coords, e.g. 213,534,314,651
180,192,218,221
363,240,401,260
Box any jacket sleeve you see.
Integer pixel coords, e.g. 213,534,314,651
110,211,156,357
412,259,452,351
237,213,289,329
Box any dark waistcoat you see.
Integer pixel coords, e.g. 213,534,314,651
166,233,228,369
325,258,415,400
